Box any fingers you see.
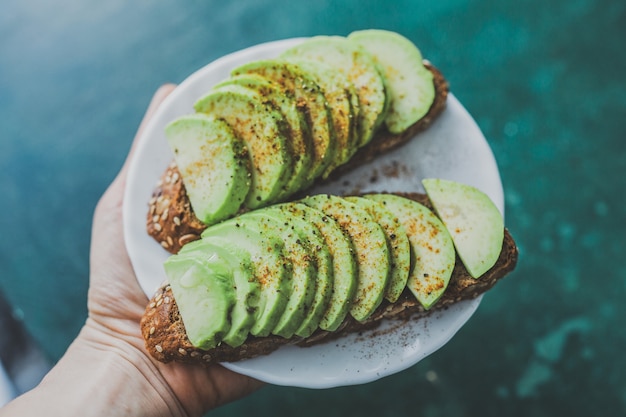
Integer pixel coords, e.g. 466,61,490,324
94,83,177,220
132,84,178,155
119,83,178,180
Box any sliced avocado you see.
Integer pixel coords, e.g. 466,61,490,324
175,239,260,347
262,204,334,338
422,178,504,278
231,59,335,182
214,74,313,199
348,29,435,134
201,215,290,337
194,84,293,209
240,208,317,339
282,58,359,176
302,194,390,322
164,253,236,350
345,196,411,303
281,36,388,147
365,194,455,310
165,114,250,225
281,202,358,332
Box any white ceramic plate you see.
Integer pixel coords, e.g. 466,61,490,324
123,38,504,389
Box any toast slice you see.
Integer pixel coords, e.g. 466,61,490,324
146,63,449,254
140,192,518,365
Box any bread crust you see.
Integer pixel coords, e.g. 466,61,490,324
146,62,449,254
146,162,206,253
140,192,518,365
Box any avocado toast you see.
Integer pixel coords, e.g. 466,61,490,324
147,31,449,254
139,30,518,366
141,189,518,364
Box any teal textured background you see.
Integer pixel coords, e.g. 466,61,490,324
1,0,624,415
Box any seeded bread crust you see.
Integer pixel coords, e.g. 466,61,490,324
140,192,518,365
146,62,449,254
146,161,206,253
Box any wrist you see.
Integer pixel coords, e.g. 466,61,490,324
2,321,189,417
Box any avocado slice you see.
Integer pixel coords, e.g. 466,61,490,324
282,58,359,176
194,84,293,209
201,215,290,337
214,74,313,200
265,204,334,338
240,208,318,339
164,114,250,225
231,59,336,182
422,178,504,278
164,252,236,350
174,239,260,347
302,195,390,322
281,202,358,332
348,29,436,134
365,194,455,309
281,36,388,147
345,196,411,303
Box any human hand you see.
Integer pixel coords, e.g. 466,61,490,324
85,84,264,416
0,85,263,417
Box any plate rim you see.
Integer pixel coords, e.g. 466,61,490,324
122,37,503,389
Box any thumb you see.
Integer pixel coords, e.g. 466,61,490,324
94,83,177,227
88,83,178,316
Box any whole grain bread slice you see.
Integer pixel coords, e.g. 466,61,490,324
146,63,449,254
140,192,518,365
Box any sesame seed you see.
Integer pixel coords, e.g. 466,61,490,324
161,208,169,220
166,236,173,247
155,293,163,301
202,354,212,362
152,215,159,223
155,344,163,353
156,298,163,307
178,234,197,246
178,348,187,355
172,172,180,183
149,197,157,205
190,351,199,358
165,175,172,184
164,296,170,304
153,223,162,232
149,302,156,309
149,326,155,335
160,241,170,249
173,216,181,226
